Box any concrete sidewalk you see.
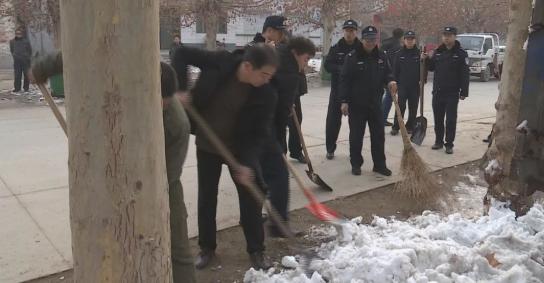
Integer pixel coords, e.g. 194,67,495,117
0,80,499,282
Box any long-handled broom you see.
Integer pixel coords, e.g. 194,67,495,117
392,91,439,200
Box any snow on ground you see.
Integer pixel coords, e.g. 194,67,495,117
245,201,544,283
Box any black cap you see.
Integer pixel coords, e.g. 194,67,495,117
342,20,358,30
404,30,416,38
361,26,378,39
443,26,457,35
263,16,286,31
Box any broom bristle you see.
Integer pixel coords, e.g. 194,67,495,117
395,147,440,200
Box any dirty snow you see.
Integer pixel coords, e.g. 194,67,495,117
245,202,544,283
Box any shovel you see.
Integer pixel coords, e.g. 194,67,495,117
290,106,333,192
411,47,428,146
283,155,346,225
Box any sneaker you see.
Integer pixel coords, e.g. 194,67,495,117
390,129,399,136
351,167,362,176
384,121,393,127
326,152,334,160
195,249,215,270
373,167,392,176
432,143,444,150
249,251,272,270
11,89,21,95
290,154,307,164
445,146,454,154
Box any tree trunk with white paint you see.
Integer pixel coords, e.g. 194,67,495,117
204,14,218,50
60,0,172,281
484,0,532,211
321,1,336,55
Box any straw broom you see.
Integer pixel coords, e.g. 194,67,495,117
392,91,438,200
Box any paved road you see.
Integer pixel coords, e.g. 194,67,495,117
0,79,499,282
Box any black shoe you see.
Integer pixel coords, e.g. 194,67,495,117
390,129,399,136
445,146,454,154
249,251,272,270
384,121,393,127
351,167,362,176
290,154,307,164
326,152,334,160
195,249,215,270
432,143,444,150
373,167,392,176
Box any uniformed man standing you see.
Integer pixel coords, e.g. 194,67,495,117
424,27,469,154
391,30,422,136
324,19,362,160
340,26,397,176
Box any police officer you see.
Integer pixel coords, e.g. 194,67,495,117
424,26,469,154
391,30,422,136
340,26,397,176
381,28,404,126
324,19,362,160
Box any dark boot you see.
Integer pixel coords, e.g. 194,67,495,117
373,166,392,176
326,152,334,160
195,249,215,270
445,146,454,154
249,251,272,270
351,167,362,176
290,153,307,164
432,143,444,150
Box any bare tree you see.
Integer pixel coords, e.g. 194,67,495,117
484,0,533,215
61,0,172,281
1,0,61,48
163,0,277,50
284,0,388,54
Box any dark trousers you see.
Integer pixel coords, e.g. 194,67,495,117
325,91,342,154
382,89,393,122
432,95,459,148
196,149,265,254
13,58,30,92
260,141,290,221
286,96,303,157
393,85,420,131
348,106,387,169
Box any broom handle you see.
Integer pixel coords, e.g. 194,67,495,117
392,91,412,149
419,47,426,117
37,83,68,136
283,155,317,203
183,103,295,240
290,106,314,173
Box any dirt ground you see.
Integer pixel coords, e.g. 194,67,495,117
25,161,544,283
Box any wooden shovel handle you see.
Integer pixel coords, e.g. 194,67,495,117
37,83,68,136
283,155,317,203
419,48,426,117
290,106,314,172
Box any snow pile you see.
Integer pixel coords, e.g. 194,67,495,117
245,203,544,283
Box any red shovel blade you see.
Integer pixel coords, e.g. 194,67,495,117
306,201,343,223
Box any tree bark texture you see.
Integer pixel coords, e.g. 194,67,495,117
321,0,336,55
485,0,532,203
60,0,172,282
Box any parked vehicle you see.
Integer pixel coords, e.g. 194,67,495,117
457,33,503,82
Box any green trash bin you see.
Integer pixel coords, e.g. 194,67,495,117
49,74,64,98
320,54,331,81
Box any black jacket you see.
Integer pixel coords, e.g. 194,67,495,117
169,42,182,62
381,36,402,69
10,37,32,63
270,44,301,135
339,45,394,107
426,41,470,97
394,46,421,88
172,46,278,166
324,38,363,96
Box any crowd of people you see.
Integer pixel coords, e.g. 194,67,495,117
29,14,470,282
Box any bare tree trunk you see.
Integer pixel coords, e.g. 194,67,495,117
60,0,172,281
484,0,532,209
204,14,218,50
321,1,336,55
